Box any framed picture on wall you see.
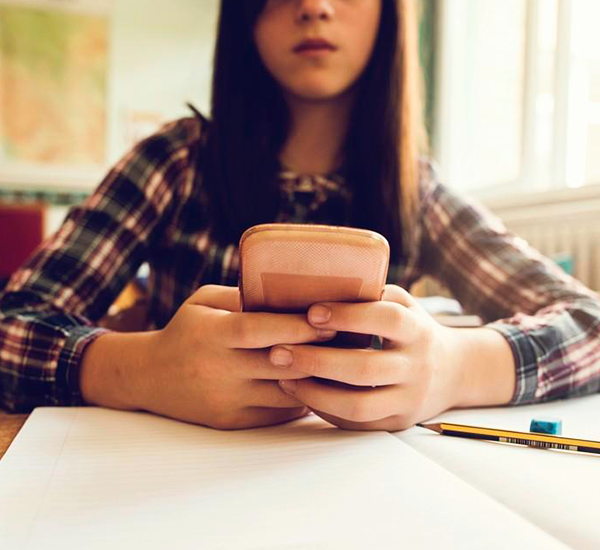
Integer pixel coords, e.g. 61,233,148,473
0,0,113,191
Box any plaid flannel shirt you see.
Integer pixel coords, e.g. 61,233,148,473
1,116,599,412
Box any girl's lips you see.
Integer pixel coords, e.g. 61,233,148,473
293,39,337,54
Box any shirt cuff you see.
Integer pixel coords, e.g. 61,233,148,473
56,326,111,406
487,322,540,405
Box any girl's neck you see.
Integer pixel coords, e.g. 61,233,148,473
279,91,355,176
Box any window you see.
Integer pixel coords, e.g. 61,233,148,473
434,0,600,194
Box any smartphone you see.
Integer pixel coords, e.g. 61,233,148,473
238,223,390,348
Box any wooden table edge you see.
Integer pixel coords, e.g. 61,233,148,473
0,414,29,460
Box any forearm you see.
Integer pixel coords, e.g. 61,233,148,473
445,327,516,409
79,330,157,411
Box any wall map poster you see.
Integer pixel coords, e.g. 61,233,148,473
0,0,111,187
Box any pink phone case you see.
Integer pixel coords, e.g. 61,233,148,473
239,223,390,348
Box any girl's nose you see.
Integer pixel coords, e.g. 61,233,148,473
296,0,335,23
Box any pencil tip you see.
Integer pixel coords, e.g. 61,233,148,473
417,422,443,434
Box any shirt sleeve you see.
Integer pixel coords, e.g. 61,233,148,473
416,163,600,405
0,119,198,412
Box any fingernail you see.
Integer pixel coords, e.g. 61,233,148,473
310,305,331,324
317,329,337,339
271,347,293,367
279,380,298,394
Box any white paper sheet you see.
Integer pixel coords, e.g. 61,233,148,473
0,408,567,549
398,394,600,549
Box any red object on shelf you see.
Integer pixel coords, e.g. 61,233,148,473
0,204,44,279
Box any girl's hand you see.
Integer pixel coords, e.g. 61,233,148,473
140,285,336,430
270,285,466,431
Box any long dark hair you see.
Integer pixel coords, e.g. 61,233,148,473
200,0,424,263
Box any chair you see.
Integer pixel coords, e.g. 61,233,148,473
0,203,44,281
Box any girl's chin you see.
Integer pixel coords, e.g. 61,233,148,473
283,82,355,103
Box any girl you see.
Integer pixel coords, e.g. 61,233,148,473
1,0,599,431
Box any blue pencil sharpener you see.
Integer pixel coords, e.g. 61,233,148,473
529,417,562,435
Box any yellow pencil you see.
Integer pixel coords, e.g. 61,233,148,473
417,422,600,456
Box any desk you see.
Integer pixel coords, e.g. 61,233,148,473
0,413,28,460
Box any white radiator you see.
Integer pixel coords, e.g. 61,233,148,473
487,187,600,292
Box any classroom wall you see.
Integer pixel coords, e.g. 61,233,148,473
106,0,219,164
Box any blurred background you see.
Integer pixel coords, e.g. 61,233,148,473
0,0,598,293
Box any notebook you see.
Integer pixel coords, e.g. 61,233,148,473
0,407,567,549
398,394,600,549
